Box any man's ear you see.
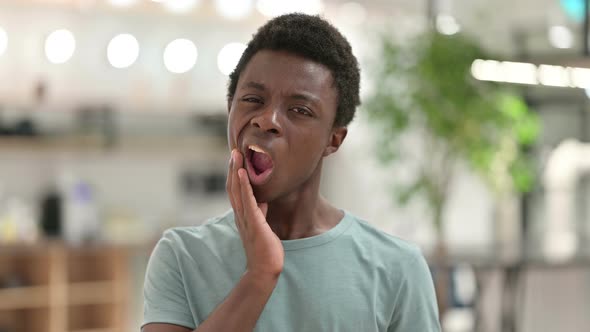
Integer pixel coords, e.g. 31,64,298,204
323,126,347,157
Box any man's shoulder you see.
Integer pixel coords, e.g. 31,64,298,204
159,210,239,252
346,213,432,287
346,212,424,264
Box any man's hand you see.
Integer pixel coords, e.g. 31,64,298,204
226,149,284,278
144,149,284,332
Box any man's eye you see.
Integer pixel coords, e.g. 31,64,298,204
242,97,262,103
291,107,312,116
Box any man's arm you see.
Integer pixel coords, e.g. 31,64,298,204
142,150,284,332
143,271,278,332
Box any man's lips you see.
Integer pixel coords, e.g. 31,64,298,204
242,144,274,186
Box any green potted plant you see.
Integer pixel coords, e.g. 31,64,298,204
364,30,540,309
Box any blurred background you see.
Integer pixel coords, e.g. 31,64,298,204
0,0,589,331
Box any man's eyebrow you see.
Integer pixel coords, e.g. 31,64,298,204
242,82,320,106
244,81,265,91
291,93,320,106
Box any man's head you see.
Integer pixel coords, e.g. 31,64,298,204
228,13,360,128
226,14,360,203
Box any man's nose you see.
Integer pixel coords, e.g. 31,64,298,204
250,107,282,136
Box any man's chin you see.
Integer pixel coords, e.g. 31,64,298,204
251,186,276,205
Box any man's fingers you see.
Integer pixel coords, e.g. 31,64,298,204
228,149,245,231
231,151,243,213
234,148,245,170
258,202,268,218
226,152,235,207
235,151,249,231
238,168,265,225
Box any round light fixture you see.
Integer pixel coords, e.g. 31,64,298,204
0,27,7,57
45,29,76,64
215,0,253,20
107,33,140,69
163,38,198,74
162,0,200,14
549,25,573,49
217,42,246,76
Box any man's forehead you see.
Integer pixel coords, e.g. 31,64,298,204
238,50,335,90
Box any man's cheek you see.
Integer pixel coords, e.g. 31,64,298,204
228,131,239,150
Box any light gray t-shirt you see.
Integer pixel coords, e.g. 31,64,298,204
143,210,440,331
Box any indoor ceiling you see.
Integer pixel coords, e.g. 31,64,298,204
4,0,581,57
0,0,586,109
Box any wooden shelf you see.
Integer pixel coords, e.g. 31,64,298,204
0,243,130,332
0,285,49,310
0,135,227,155
68,281,118,305
69,328,115,332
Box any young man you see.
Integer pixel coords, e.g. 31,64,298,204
142,13,440,332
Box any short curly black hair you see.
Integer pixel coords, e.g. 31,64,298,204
227,13,361,127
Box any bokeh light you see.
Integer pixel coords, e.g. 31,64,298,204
215,0,253,20
217,42,246,76
0,27,7,57
107,33,140,69
163,38,198,74
45,29,76,64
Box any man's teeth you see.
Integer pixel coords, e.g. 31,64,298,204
249,145,266,154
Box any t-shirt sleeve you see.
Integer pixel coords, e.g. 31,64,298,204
388,249,441,332
142,230,196,330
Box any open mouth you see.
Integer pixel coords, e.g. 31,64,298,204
245,145,274,185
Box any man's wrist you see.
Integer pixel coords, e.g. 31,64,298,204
243,270,281,293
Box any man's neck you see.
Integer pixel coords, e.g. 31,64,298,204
265,175,343,240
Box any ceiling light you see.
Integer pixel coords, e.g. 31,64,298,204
570,67,590,88
549,25,574,49
45,29,76,64
162,0,200,14
436,15,460,35
215,0,253,20
217,42,247,76
107,33,140,69
501,61,538,85
163,38,198,74
538,65,570,87
470,60,502,82
0,27,7,57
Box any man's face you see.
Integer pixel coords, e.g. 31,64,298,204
227,50,346,203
